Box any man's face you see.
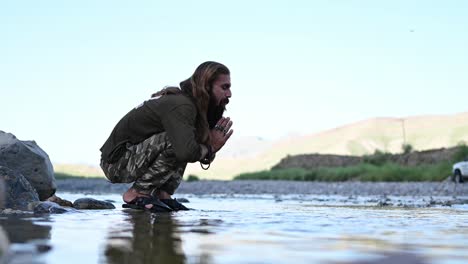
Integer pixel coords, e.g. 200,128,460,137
211,74,231,107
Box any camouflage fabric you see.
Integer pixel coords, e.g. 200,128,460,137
100,132,187,195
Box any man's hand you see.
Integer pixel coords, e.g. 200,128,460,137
210,117,233,152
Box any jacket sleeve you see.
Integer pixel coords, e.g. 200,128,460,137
161,103,202,162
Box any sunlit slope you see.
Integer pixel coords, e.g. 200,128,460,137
54,163,105,177
186,112,468,180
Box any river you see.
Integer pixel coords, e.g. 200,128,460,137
1,192,467,264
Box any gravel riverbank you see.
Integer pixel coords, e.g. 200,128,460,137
56,179,468,197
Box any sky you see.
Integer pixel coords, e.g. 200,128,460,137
1,0,467,166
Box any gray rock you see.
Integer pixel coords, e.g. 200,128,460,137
176,197,190,203
0,166,40,210
73,198,115,209
33,201,68,214
0,178,4,209
0,131,56,200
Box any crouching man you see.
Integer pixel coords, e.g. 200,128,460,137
100,61,233,212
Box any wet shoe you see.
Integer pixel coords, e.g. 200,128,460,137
123,196,173,212
160,199,190,211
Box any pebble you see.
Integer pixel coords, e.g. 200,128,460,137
56,179,468,196
72,198,115,210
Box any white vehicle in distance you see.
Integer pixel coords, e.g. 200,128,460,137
452,158,468,183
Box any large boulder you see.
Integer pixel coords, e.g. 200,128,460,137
0,131,56,200
0,166,40,210
0,178,4,209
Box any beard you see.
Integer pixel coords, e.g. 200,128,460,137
207,97,227,129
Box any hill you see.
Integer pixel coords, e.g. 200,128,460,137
185,112,468,179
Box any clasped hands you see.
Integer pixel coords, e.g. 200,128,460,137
210,117,233,152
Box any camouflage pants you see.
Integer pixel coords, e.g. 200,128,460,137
100,132,187,195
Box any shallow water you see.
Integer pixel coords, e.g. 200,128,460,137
1,193,468,264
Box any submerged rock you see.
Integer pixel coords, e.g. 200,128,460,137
0,131,56,200
73,198,115,210
33,201,68,214
0,166,40,210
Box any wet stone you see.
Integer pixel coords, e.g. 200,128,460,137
47,195,73,207
176,197,190,203
377,199,392,207
36,244,52,253
34,201,68,214
73,198,115,210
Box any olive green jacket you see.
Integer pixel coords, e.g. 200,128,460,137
100,93,202,163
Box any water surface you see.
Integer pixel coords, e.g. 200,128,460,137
1,193,467,264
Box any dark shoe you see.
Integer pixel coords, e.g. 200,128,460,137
160,199,190,211
123,196,173,212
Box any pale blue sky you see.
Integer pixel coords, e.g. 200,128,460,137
1,0,467,165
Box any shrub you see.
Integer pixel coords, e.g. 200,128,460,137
452,142,468,162
402,143,413,154
186,174,200,182
362,149,392,166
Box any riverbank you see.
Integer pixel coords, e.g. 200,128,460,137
56,178,468,196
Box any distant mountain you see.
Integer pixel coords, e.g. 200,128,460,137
55,112,468,180
185,112,468,179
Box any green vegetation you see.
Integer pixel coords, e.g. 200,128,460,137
185,174,200,182
53,164,105,179
234,162,451,182
54,172,103,180
234,146,464,182
402,143,413,154
362,150,393,166
452,142,468,162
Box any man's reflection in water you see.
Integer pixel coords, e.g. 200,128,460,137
0,216,51,244
105,211,185,264
0,216,52,263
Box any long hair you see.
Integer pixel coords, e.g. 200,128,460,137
180,61,230,144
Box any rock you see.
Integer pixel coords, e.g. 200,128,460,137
176,197,190,203
47,195,73,207
73,198,115,209
377,196,392,207
0,178,4,209
451,198,468,205
0,166,40,210
377,200,392,207
33,201,68,214
0,131,56,200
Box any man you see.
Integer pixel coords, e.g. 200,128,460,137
100,61,233,212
